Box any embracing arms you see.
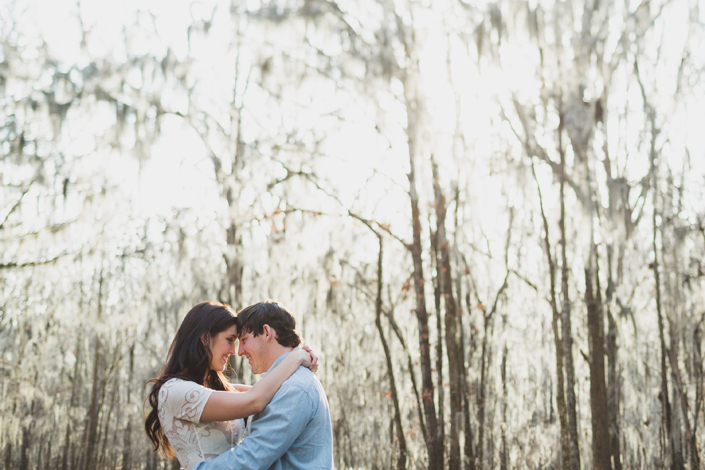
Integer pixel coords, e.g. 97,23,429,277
199,347,317,422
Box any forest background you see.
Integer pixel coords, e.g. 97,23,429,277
1,0,705,469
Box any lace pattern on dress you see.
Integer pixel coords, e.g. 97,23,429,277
158,378,244,470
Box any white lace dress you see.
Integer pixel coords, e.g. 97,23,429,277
158,378,245,470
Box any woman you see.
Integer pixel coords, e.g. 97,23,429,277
144,301,317,470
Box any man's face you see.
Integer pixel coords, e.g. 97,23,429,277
237,329,269,374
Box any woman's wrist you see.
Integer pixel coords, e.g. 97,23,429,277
293,347,311,367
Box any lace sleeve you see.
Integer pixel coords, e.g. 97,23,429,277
160,379,214,424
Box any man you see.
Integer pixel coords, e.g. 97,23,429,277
198,300,334,470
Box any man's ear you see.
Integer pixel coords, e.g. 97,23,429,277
262,324,276,342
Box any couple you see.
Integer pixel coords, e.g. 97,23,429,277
144,300,333,470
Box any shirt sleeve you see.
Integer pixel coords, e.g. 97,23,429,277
198,379,314,470
160,379,214,424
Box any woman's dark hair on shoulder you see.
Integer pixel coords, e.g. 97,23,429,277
237,300,301,348
144,301,238,458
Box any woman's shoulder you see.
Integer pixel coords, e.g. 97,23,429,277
159,378,210,406
158,378,214,422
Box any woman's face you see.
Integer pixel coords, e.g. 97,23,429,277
208,325,238,371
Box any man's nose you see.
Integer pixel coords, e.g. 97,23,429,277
237,343,245,356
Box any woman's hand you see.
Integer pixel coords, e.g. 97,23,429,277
293,347,312,369
302,345,319,373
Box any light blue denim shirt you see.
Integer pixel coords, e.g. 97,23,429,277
197,352,334,470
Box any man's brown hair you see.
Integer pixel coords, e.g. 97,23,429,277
236,300,301,348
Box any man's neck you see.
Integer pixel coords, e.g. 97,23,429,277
263,345,294,372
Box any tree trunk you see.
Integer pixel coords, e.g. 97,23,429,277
694,321,703,462
651,145,678,470
122,343,135,470
606,308,622,470
406,105,440,470
461,287,477,470
97,372,119,470
586,250,612,470
19,426,29,470
80,336,102,470
477,312,489,470
532,161,572,470
559,110,581,470
385,305,428,441
667,320,700,469
500,344,508,470
62,332,82,470
433,159,462,470
431,220,446,468
374,235,408,470
4,440,11,470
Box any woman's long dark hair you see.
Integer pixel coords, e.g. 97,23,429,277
144,301,238,458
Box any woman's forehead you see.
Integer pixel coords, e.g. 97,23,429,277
223,324,238,335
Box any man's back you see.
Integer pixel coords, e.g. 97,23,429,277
254,365,333,470
197,353,333,470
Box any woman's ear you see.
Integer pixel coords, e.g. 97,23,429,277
200,332,210,348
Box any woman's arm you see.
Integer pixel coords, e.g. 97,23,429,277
200,347,311,422
231,384,252,392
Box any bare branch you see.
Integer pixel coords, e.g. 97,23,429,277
0,180,34,230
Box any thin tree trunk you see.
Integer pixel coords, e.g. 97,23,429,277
373,235,408,470
586,249,612,470
431,219,446,468
433,159,461,470
500,344,508,470
463,386,476,470
606,308,622,470
62,332,83,470
477,311,489,470
454,193,476,470
668,320,700,469
532,160,572,470
384,303,428,441
80,336,102,470
98,372,119,470
694,320,703,458
559,109,581,470
475,217,511,470
651,144,678,470
476,276,507,470
406,117,440,470
604,244,623,470
4,440,11,470
122,343,135,470
19,426,29,470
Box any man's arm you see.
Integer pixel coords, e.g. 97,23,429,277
199,379,314,470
